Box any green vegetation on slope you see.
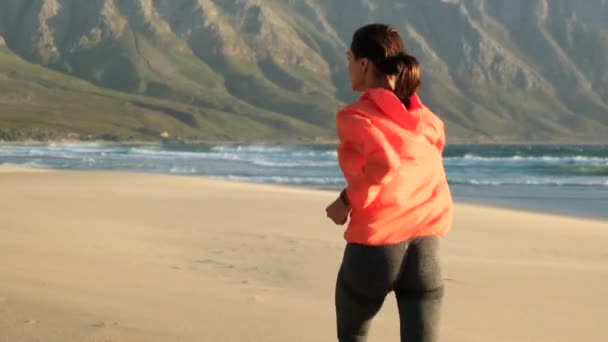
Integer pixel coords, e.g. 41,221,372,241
0,45,331,142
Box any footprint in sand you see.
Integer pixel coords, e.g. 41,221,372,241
91,321,106,328
195,259,218,265
248,295,263,303
195,259,235,270
24,319,38,325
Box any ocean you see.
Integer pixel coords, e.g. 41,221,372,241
1,143,607,220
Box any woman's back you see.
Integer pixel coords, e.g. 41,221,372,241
337,88,453,245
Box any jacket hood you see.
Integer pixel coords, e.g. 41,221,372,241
360,88,424,131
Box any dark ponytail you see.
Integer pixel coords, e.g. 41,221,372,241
350,24,421,109
393,53,421,109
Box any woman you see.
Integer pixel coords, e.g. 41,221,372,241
325,24,454,342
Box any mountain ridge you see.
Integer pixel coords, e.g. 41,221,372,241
1,0,607,142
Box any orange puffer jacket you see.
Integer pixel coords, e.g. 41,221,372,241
337,88,453,245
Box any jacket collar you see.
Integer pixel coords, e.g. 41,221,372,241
360,88,422,130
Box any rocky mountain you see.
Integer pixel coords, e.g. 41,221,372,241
1,0,607,142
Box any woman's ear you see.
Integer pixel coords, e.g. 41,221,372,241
360,58,369,73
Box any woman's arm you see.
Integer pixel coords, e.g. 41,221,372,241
337,110,401,210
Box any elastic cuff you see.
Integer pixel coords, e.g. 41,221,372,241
340,189,350,207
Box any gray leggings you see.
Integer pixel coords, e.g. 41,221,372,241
335,236,444,342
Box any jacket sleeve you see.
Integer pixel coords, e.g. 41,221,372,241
435,123,446,153
425,110,446,153
337,110,401,210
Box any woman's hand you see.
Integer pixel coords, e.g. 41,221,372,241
326,197,351,225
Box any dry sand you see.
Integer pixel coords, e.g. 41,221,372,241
1,168,607,341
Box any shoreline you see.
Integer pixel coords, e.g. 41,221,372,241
1,140,608,146
1,165,606,223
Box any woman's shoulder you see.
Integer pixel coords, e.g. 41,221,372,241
336,102,379,141
338,94,383,122
418,106,445,131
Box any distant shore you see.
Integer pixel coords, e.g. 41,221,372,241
2,138,608,145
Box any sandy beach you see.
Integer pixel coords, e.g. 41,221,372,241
1,168,607,341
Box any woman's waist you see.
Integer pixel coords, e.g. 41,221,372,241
345,206,452,245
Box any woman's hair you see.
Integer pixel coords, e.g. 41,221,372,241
350,24,421,109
